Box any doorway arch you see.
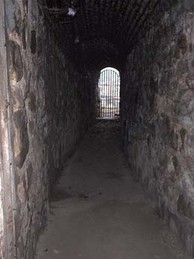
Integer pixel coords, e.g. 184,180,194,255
98,67,120,119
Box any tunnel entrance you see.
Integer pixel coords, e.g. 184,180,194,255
98,67,120,119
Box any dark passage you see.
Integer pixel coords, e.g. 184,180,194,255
36,120,189,259
0,0,194,258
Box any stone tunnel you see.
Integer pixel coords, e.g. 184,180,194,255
0,0,194,258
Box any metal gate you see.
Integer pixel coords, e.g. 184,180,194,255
98,67,120,118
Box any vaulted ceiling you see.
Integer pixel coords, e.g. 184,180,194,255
40,0,161,70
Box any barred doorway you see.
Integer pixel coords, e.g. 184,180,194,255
98,67,120,119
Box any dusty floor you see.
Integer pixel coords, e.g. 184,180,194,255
36,120,191,259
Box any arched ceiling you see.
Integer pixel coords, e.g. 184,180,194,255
40,0,161,70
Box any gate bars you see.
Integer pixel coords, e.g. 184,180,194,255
98,68,120,118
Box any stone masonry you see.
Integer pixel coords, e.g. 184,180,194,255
1,0,194,258
1,0,96,258
121,0,194,256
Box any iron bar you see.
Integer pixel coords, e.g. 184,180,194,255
98,68,120,119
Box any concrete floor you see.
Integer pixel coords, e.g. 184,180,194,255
36,120,191,259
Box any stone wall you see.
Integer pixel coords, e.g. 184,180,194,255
2,0,96,258
121,1,194,255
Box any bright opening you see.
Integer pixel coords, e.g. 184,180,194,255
98,67,120,119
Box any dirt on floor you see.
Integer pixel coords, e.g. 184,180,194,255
36,120,191,259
